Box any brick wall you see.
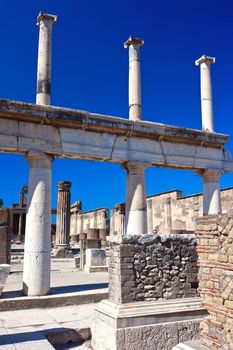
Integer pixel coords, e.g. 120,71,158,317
108,234,198,304
0,209,11,264
197,214,233,350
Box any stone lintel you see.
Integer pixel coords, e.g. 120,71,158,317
195,55,216,66
124,36,144,49
95,297,206,328
37,12,57,26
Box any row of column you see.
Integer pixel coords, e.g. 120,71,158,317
22,12,222,296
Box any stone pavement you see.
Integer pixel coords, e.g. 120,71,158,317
0,252,109,348
0,303,95,349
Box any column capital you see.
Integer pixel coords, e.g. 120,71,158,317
124,36,144,49
25,151,52,168
37,12,57,26
57,181,72,191
122,161,150,171
197,169,223,182
195,55,216,66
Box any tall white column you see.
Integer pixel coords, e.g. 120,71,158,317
195,55,216,132
23,152,52,296
124,162,149,236
124,36,144,121
198,169,222,215
36,12,57,105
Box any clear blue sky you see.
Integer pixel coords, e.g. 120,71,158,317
1,0,233,211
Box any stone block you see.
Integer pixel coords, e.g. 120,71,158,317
0,264,11,296
84,248,107,273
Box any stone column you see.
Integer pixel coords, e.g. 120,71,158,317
23,152,52,296
147,199,153,234
124,36,144,121
198,169,222,215
195,55,216,132
124,162,149,236
54,181,72,257
36,12,57,105
16,185,28,244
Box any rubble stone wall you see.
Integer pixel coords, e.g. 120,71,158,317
0,209,11,264
197,214,233,350
108,233,198,304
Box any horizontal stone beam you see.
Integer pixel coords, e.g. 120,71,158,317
0,99,232,172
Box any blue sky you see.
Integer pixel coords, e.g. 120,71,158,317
1,0,233,211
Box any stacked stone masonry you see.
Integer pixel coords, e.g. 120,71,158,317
197,214,233,350
108,233,198,304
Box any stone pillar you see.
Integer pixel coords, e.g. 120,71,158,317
53,181,73,257
147,199,153,233
23,152,52,296
124,162,149,236
124,36,144,121
195,55,215,132
16,186,28,244
198,169,222,215
36,12,57,105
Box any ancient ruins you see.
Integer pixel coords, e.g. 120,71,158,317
0,11,233,350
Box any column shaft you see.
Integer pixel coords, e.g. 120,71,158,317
23,152,52,296
124,36,144,121
147,199,153,233
200,170,222,215
125,162,149,236
195,55,215,132
55,181,71,246
36,12,57,105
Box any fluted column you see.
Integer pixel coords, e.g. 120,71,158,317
23,152,52,296
36,12,57,105
198,169,222,215
195,55,215,132
55,181,71,247
124,162,149,236
124,36,144,121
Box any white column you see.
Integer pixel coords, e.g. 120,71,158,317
195,55,216,132
124,162,149,236
199,169,222,215
23,152,52,296
36,12,57,105
124,36,144,121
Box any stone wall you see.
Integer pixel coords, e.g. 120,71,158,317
70,206,109,243
197,214,233,350
111,187,233,235
108,233,198,304
0,209,11,264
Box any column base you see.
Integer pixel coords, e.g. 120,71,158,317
52,246,73,258
91,298,206,350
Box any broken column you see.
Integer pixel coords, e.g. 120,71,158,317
16,185,28,244
70,201,82,246
199,169,222,215
124,161,149,236
124,36,144,121
23,152,52,296
36,12,57,105
53,181,73,258
195,55,215,132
